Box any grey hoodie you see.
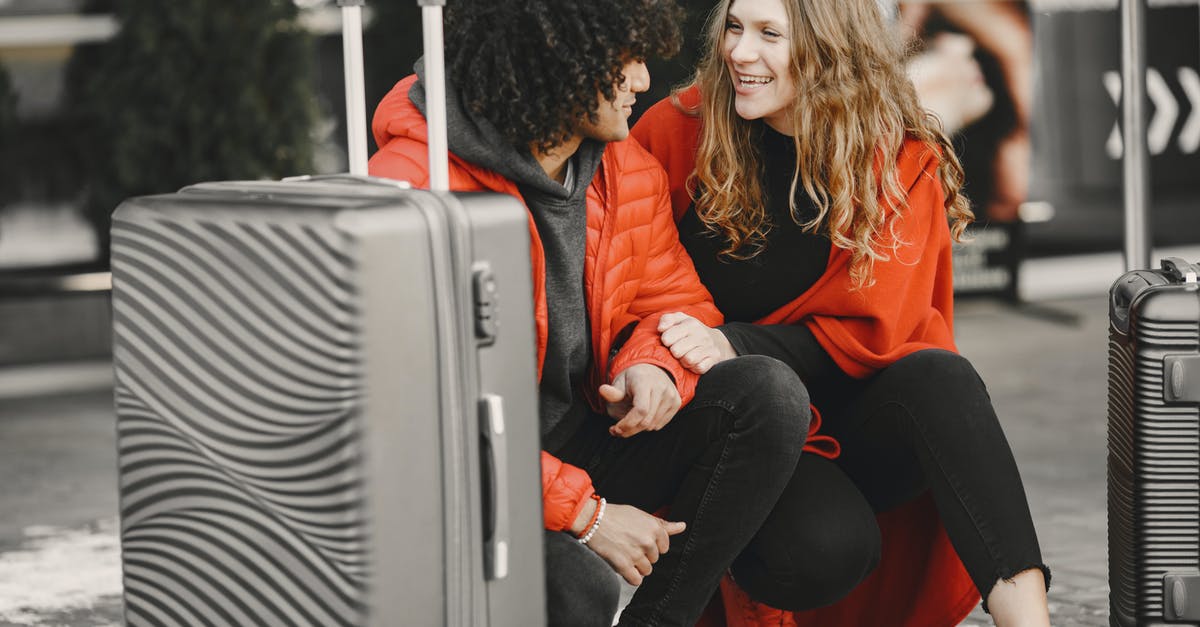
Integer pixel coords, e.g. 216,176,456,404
409,59,605,452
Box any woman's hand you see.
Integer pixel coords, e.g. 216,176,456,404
658,312,737,374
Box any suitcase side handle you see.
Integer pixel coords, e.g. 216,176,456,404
1161,257,1199,283
479,394,510,580
1109,270,1167,335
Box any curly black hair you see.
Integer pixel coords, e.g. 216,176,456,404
445,0,683,153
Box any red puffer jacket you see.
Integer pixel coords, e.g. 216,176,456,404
632,88,979,627
368,75,724,531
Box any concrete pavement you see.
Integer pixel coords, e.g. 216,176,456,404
0,390,122,626
0,293,1115,625
955,296,1109,626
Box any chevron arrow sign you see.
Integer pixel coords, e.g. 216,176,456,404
1105,66,1200,158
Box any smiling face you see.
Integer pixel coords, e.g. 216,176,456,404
578,58,651,143
723,0,797,134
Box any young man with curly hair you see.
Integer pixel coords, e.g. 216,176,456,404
368,1,813,625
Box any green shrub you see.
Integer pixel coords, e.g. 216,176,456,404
68,0,318,261
0,65,14,144
0,64,19,207
364,0,421,151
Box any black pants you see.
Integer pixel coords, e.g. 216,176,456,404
543,529,623,627
733,349,1049,612
544,355,811,627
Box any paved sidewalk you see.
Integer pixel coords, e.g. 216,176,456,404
0,294,1113,625
955,296,1109,626
0,390,122,626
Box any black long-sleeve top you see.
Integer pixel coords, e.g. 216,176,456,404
677,121,841,382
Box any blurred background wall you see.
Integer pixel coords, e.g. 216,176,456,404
0,0,1197,370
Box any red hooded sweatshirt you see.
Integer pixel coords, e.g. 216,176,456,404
632,87,980,627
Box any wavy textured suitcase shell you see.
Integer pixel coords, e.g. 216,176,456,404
110,183,545,627
113,212,369,626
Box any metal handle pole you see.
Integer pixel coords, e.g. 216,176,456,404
339,0,369,176
420,0,450,192
1121,0,1152,271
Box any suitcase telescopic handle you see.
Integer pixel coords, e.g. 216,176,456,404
337,0,369,176
419,0,451,192
1161,257,1199,284
1121,0,1152,271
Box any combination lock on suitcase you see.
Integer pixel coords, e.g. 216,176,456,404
1108,257,1200,626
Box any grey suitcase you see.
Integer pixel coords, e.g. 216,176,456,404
1108,257,1200,625
111,1,546,625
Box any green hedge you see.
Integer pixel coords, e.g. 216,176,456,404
0,65,14,143
0,64,19,207
67,0,318,260
364,1,422,124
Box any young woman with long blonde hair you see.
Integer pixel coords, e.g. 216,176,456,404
632,0,1051,625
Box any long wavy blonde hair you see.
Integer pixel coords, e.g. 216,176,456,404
686,0,973,289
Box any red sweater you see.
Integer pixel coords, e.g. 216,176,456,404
632,88,979,627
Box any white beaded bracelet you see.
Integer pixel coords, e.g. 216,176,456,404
578,497,607,545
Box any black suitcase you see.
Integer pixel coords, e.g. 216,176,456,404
111,2,546,625
1108,257,1200,625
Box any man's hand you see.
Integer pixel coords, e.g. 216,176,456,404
599,364,681,438
658,312,737,374
573,500,686,586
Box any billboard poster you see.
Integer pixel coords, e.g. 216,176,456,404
902,0,1200,298
1026,0,1200,256
897,0,1034,298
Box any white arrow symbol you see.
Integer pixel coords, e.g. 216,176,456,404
1104,71,1123,159
1103,68,1184,158
1146,68,1178,155
1177,66,1200,154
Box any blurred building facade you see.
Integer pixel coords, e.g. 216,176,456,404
0,0,1197,367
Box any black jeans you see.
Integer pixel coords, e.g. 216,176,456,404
735,349,1048,611
728,453,880,610
546,355,810,627
544,529,623,627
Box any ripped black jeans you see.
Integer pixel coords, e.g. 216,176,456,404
733,349,1049,611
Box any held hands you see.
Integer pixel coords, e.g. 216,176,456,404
599,364,681,438
571,498,686,586
658,312,737,375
